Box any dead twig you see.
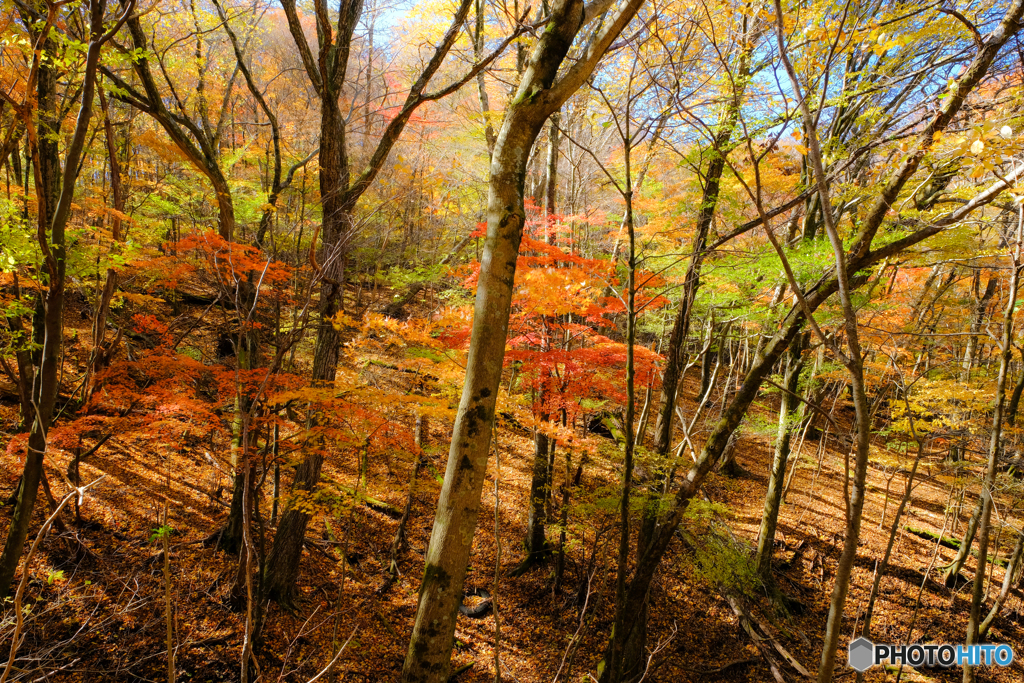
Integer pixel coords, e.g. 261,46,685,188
1,476,106,683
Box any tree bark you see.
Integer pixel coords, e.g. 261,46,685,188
400,2,643,679
263,449,324,604
962,272,997,380
265,0,480,602
963,207,1022,683
0,0,120,600
755,331,806,578
979,528,1024,639
614,24,756,676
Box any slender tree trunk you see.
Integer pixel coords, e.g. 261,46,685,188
85,87,124,403
1005,350,1024,426
219,332,258,554
755,331,806,578
385,413,428,587
606,157,637,683
271,424,281,526
400,3,644,679
979,529,1024,638
525,416,551,558
553,455,580,594
944,497,983,586
614,27,756,676
770,6,876,677
544,111,560,233
0,0,109,600
473,0,496,155
963,208,1022,683
962,273,997,381
856,435,927,683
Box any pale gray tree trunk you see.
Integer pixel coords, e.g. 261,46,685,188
963,207,1022,683
755,331,806,578
400,1,644,680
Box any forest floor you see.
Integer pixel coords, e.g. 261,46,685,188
2,293,1024,682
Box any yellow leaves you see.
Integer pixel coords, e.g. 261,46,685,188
891,377,994,436
331,311,361,333
946,121,1020,181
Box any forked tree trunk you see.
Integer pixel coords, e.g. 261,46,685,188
614,22,756,675
262,98,355,597
400,2,643,679
265,0,481,601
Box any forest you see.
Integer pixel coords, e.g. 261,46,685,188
3,0,1024,681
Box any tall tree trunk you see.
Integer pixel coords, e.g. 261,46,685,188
218,328,258,554
263,2,359,588
962,272,997,381
264,449,324,604
262,104,350,594
85,87,124,403
855,433,926,683
755,330,806,578
472,0,496,155
770,5,877,677
608,154,638,683
544,111,560,231
400,2,644,679
525,416,551,558
963,208,1022,683
0,0,116,600
1005,349,1024,426
979,529,1024,639
944,496,983,586
615,24,756,676
267,0,484,603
